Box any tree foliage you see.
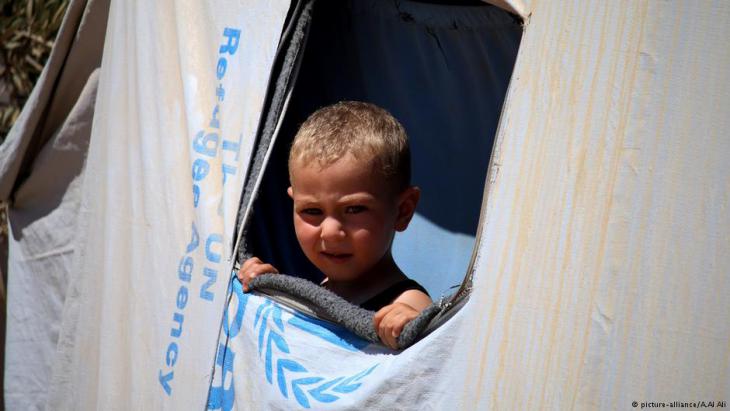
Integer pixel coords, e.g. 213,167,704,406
0,0,69,142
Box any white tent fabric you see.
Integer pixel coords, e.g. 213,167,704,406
1,0,108,408
211,280,465,410
2,0,729,409
3,0,289,409
455,1,730,407
46,1,289,408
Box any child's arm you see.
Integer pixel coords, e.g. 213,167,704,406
237,257,279,291
373,290,431,349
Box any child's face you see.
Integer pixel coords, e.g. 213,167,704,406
288,154,418,283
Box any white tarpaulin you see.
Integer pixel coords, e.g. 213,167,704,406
210,279,465,410
47,1,289,408
2,0,109,408
2,0,730,410
3,0,290,409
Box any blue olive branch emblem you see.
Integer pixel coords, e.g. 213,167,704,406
254,300,379,408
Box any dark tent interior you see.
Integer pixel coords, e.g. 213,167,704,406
244,0,522,299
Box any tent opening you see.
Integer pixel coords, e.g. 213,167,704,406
236,0,522,332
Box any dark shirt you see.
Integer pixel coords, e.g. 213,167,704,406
359,279,429,312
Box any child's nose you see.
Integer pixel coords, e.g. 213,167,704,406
320,217,345,241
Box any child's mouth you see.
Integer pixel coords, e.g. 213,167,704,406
320,251,352,263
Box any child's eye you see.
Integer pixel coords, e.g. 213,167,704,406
345,205,367,214
301,208,322,216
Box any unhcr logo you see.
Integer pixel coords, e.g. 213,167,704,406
158,27,242,396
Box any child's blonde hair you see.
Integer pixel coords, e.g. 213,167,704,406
289,101,411,192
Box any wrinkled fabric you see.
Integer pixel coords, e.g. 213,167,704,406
4,0,729,410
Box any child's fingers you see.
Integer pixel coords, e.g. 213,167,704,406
238,258,278,292
238,259,257,285
374,309,389,345
374,304,420,349
391,318,405,338
249,263,279,276
388,311,410,339
241,257,263,273
391,308,418,338
238,258,256,288
378,323,397,349
248,265,278,291
376,308,402,349
373,305,390,328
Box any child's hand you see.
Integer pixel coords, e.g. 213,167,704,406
373,302,420,349
237,257,279,292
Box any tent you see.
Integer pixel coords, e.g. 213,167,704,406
2,0,729,409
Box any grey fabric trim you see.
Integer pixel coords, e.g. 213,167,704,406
249,274,444,349
233,0,314,261
420,289,470,337
250,274,379,342
398,303,441,347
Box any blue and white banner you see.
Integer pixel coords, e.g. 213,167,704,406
39,1,290,409
209,277,467,410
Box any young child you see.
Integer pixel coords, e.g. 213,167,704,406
238,101,431,349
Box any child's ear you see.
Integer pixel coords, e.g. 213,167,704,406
287,186,294,199
395,186,420,232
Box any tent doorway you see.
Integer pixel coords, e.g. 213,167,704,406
241,0,522,302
